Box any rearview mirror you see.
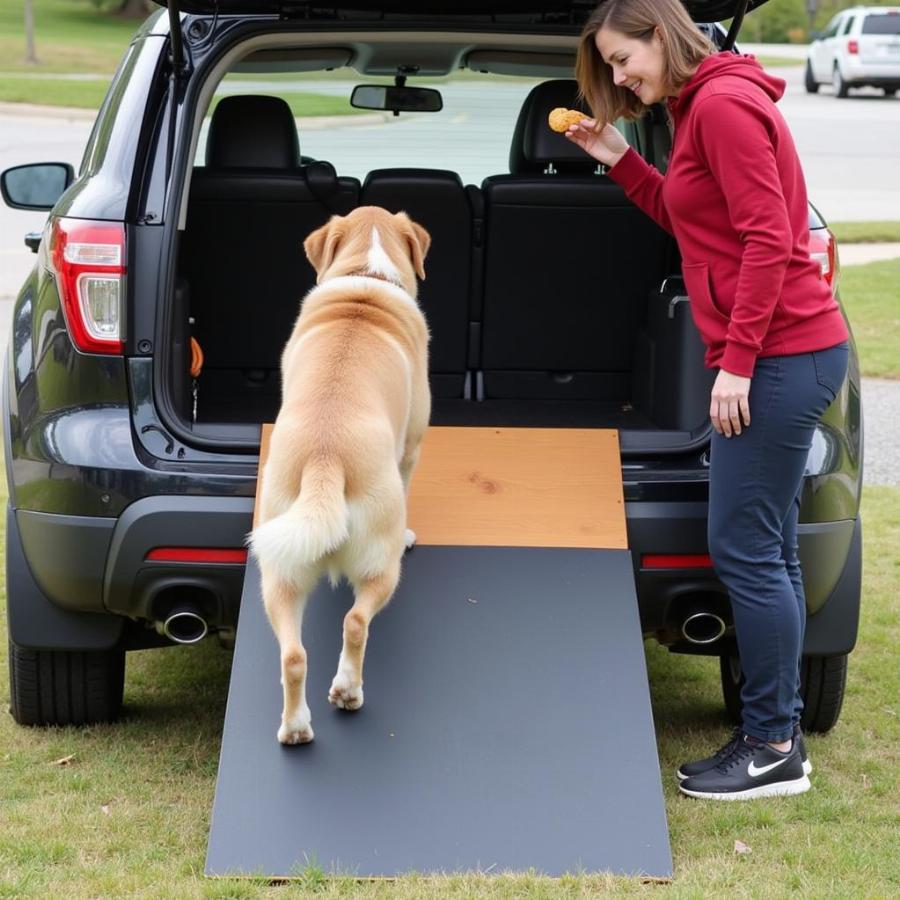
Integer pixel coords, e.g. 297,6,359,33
350,85,443,113
1,162,74,211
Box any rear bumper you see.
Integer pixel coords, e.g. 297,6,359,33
9,494,860,657
842,58,900,84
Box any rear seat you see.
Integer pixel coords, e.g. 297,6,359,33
476,80,676,423
360,169,478,401
183,88,680,430
180,95,359,421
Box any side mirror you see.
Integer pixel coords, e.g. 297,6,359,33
809,31,822,41
1,162,75,211
350,84,443,113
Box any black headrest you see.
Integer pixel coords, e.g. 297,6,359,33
509,80,595,175
206,95,301,169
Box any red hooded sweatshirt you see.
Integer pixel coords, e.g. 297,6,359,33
608,52,848,377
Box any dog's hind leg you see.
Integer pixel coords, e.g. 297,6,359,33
399,442,422,550
328,559,401,711
261,566,314,744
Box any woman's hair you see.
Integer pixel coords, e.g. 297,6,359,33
575,0,714,122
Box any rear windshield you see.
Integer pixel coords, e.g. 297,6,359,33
862,13,900,35
195,69,632,186
197,69,540,186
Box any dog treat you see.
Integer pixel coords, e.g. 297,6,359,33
548,107,587,133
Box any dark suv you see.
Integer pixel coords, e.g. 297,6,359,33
2,0,861,732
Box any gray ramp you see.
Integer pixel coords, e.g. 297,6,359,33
207,548,672,878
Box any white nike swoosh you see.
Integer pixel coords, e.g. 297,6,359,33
748,757,790,777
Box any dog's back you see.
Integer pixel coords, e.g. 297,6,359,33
251,207,430,590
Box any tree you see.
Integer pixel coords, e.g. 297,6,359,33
116,0,154,17
90,0,155,17
24,0,38,65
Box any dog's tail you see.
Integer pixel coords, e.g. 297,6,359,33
249,457,349,583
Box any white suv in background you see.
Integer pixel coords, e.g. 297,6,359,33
806,5,900,97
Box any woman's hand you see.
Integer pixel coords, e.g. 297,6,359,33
564,118,629,168
710,369,751,437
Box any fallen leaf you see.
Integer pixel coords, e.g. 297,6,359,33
734,840,751,855
49,755,75,767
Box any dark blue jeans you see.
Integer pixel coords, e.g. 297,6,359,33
708,342,849,743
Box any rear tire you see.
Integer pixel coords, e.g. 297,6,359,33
805,61,820,93
833,66,849,98
8,640,125,726
719,652,848,734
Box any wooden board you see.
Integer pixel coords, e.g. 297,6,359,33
256,424,627,549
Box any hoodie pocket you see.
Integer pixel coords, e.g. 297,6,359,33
681,262,730,341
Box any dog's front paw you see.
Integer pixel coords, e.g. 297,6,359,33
329,670,364,710
404,528,417,550
278,708,314,744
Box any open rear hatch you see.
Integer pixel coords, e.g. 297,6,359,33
154,0,771,456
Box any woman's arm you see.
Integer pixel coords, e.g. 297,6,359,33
565,120,675,235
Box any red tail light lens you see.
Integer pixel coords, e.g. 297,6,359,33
47,217,125,354
848,39,859,54
641,554,714,569
808,227,837,289
145,547,248,564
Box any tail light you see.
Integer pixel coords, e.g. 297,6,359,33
47,217,125,354
145,547,248,564
848,39,859,54
808,227,838,289
641,554,713,569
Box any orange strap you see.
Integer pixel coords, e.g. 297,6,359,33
190,336,204,379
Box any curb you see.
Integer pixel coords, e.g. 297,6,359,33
0,101,97,120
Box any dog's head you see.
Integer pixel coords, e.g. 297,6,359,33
303,206,431,297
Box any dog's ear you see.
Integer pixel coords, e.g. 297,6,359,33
304,216,344,280
395,212,431,281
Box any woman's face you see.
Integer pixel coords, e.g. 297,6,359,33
595,26,670,105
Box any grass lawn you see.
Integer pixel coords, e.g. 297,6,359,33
830,220,900,244
0,75,113,110
839,258,900,380
756,55,804,68
0,0,138,74
1,480,898,896
209,91,365,119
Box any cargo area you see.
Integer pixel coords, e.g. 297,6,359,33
164,65,715,451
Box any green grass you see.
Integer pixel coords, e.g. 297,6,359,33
830,221,900,244
0,75,112,109
839,258,900,380
210,91,366,119
0,0,139,74
1,480,898,896
756,55,805,68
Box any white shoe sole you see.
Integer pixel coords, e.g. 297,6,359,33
676,758,812,781
678,774,811,801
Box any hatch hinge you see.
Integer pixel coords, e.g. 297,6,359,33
722,0,750,52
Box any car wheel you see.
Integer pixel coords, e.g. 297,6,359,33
833,66,849,98
804,61,820,94
719,651,848,734
8,639,125,726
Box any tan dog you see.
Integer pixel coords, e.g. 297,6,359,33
250,206,431,744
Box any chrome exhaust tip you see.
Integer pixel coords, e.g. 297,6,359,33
681,611,727,645
161,608,209,645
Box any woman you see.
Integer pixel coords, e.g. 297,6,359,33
567,0,850,801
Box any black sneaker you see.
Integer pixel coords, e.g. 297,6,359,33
679,733,811,801
676,727,742,781
676,724,811,781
